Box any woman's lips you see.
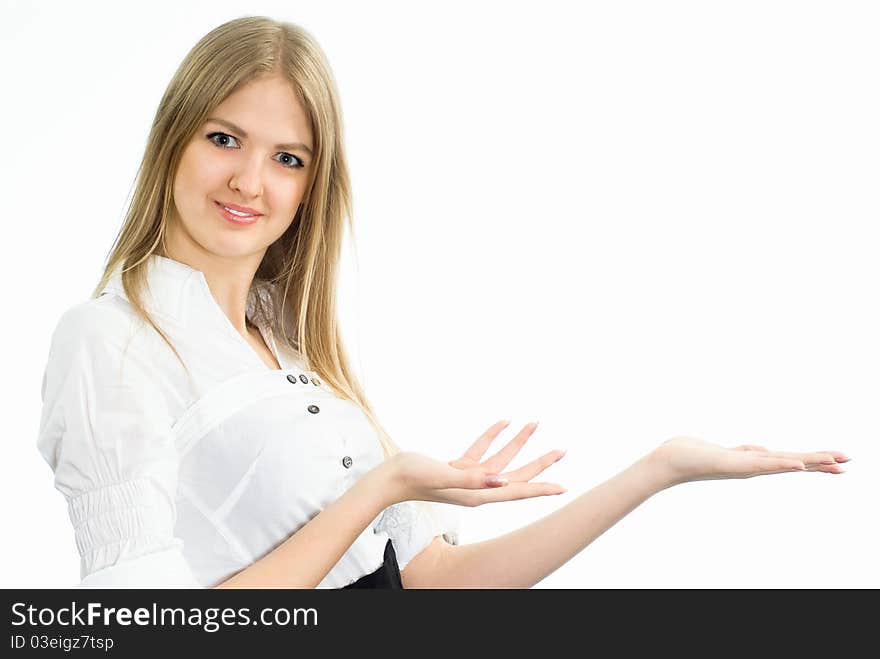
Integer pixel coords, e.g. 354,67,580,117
214,201,260,225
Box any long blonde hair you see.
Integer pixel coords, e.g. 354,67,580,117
92,15,402,460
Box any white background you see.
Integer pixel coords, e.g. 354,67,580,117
2,0,877,588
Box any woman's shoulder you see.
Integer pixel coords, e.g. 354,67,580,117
44,294,181,402
51,294,144,346
46,293,168,376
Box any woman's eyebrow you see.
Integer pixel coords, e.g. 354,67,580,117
205,117,313,155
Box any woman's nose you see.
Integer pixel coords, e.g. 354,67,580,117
229,157,265,198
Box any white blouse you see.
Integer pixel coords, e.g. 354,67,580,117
37,254,460,588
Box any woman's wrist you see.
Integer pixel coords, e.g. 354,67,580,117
636,448,685,493
362,454,407,508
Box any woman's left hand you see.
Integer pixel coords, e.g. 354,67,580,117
648,436,851,487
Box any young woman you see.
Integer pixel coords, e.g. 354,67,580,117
36,16,849,589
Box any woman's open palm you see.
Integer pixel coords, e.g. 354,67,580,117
651,436,850,486
392,420,567,508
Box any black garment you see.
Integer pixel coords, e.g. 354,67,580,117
342,538,403,589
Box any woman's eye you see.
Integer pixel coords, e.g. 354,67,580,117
207,131,239,149
206,131,305,170
275,153,305,169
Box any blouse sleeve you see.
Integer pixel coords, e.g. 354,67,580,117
373,500,462,571
36,301,203,588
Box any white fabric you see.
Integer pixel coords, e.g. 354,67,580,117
37,254,460,588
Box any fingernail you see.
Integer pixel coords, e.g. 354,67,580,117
486,475,508,487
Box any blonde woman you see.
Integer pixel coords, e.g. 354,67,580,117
36,16,849,589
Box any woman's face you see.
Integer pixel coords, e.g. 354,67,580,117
168,74,313,262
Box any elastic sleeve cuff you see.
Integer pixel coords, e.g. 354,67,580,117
373,501,463,571
77,546,204,589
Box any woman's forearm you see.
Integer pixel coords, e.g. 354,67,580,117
213,464,396,588
429,453,674,588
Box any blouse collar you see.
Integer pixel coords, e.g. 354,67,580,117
100,254,278,337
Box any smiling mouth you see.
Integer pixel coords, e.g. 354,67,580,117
214,201,261,225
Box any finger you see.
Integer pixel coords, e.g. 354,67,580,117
735,460,806,477
470,481,568,505
482,422,540,473
818,450,851,463
428,481,567,507
750,450,841,465
804,462,847,474
499,449,566,482
737,447,850,464
750,457,845,475
435,464,517,491
743,456,807,473
801,452,843,466
751,463,846,477
461,419,511,463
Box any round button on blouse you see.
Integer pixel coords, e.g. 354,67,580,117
299,374,309,384
342,456,353,468
307,405,320,414
286,374,298,384
311,377,320,386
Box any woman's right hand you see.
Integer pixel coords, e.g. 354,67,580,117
384,419,567,507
